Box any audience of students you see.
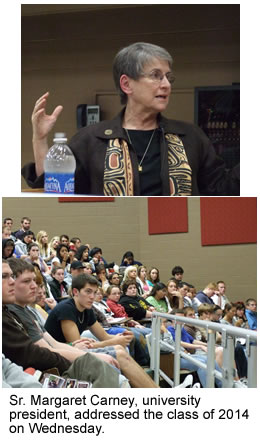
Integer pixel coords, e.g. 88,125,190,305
2,216,257,388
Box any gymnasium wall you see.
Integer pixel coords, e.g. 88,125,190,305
3,196,256,303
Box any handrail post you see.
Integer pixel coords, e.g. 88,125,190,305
152,315,161,385
221,331,235,388
247,337,257,388
173,321,182,386
206,330,216,388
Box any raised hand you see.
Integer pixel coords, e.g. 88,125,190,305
32,91,63,141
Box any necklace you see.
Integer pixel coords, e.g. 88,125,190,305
125,128,156,172
78,310,85,324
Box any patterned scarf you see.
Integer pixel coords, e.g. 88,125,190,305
103,134,192,196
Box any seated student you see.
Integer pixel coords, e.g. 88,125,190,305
106,285,152,335
171,265,184,283
44,273,158,388
70,237,82,250
7,258,117,364
147,267,160,288
51,243,71,284
120,251,142,267
162,310,223,388
195,282,217,307
25,242,50,275
75,245,91,263
68,244,77,266
2,238,16,259
30,269,57,324
14,230,35,258
36,230,55,265
2,225,13,240
89,247,108,272
211,280,230,310
122,265,143,296
220,303,237,325
95,263,110,293
2,259,122,388
178,282,193,307
83,262,94,275
233,303,249,329
91,296,150,367
48,236,60,260
108,272,122,288
219,303,249,382
70,260,85,278
119,280,155,321
196,304,222,345
166,278,183,309
211,305,223,323
47,266,69,302
146,282,169,313
245,298,257,330
137,266,151,298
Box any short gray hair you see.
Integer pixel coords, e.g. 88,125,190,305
113,42,173,105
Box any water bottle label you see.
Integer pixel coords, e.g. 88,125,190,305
44,173,75,194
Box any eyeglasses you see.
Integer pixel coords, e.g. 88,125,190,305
2,273,16,280
141,70,175,85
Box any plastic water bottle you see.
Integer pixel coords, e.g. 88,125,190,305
44,133,76,194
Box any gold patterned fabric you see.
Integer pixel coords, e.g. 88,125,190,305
166,134,192,196
103,134,192,196
104,138,134,196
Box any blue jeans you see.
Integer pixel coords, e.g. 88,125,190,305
180,354,222,388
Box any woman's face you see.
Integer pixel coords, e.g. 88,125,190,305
127,58,172,114
4,245,14,257
156,288,167,300
150,269,158,281
94,289,103,303
139,267,147,279
59,247,69,260
167,281,178,295
126,284,137,297
35,285,46,307
82,249,89,260
53,269,64,283
53,239,59,248
108,287,121,303
236,308,245,318
69,249,76,259
128,268,137,279
111,274,120,285
227,307,236,319
179,285,189,297
83,265,92,275
29,246,40,259
41,233,48,244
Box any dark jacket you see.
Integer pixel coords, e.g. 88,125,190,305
22,109,240,196
119,295,151,320
47,277,68,302
2,306,71,373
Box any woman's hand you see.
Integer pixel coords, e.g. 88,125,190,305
32,92,64,176
32,92,63,141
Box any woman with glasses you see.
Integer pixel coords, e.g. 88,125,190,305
22,42,239,196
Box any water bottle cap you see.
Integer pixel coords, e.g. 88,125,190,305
53,132,67,142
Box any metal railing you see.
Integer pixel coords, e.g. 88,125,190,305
149,312,257,388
